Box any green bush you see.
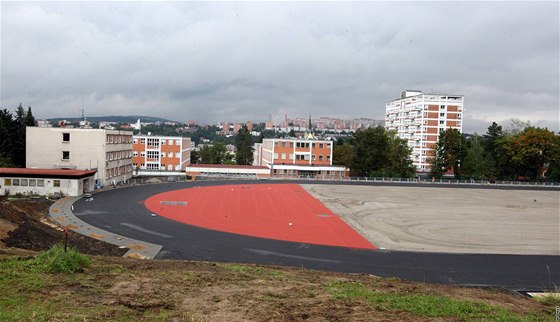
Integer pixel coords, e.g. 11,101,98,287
32,245,91,273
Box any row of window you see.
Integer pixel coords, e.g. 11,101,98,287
4,178,58,187
105,165,132,179
105,150,133,162
136,151,182,159
273,141,332,149
106,134,133,144
135,138,182,146
138,163,181,171
273,153,331,161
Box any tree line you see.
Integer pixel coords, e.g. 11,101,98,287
0,104,35,167
430,121,559,181
190,125,254,166
333,127,416,178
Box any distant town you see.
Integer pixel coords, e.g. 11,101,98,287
1,90,558,199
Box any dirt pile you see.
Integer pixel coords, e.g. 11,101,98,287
0,197,126,256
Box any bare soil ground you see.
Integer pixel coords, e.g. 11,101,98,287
303,185,560,255
0,196,126,256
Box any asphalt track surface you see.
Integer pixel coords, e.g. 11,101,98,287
73,180,560,292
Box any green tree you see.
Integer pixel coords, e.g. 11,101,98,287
190,149,199,164
210,142,234,164
483,122,507,179
0,109,16,166
502,127,559,181
352,127,390,177
235,125,254,165
24,106,35,126
198,145,213,164
12,104,27,167
386,131,415,178
333,144,353,167
429,128,467,179
462,134,494,180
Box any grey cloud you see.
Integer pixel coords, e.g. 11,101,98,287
1,2,558,132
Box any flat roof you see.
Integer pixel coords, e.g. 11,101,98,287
0,168,97,179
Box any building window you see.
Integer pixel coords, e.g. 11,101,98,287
319,143,323,148
274,153,279,159
21,179,28,186
312,143,316,148
281,153,286,159
62,133,70,142
4,179,11,186
147,138,160,147
319,155,323,161
312,154,316,160
53,180,60,187
140,138,145,144
282,142,286,147
440,105,445,110
168,152,173,157
175,152,180,158
290,142,294,148
13,179,20,186
133,151,138,157
133,138,138,144
439,120,445,125
289,154,294,160
37,179,44,187
327,155,331,161
29,179,36,186
440,113,445,117
176,139,180,145
274,142,279,147
62,151,70,160
162,140,166,145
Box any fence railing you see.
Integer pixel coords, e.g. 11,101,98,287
123,173,560,188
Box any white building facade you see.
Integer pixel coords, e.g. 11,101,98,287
0,168,97,197
385,90,464,172
26,127,134,187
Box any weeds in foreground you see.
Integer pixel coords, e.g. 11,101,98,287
326,281,542,321
1,244,90,274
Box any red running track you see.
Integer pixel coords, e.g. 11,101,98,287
145,184,375,250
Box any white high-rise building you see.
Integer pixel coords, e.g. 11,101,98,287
385,90,464,173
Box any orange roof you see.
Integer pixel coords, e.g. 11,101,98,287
187,164,269,170
0,168,97,179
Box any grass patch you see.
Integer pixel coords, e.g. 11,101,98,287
326,281,532,321
219,263,284,279
0,245,91,274
534,293,560,306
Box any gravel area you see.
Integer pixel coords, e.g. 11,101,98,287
303,184,560,255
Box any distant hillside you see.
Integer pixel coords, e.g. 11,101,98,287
47,115,179,124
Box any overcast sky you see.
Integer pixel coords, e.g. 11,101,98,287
1,1,558,133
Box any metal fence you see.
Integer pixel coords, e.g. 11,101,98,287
125,173,559,188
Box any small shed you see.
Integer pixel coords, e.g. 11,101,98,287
0,168,97,197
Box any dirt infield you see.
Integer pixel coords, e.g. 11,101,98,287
303,184,560,255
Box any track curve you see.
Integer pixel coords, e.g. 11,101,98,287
73,180,560,291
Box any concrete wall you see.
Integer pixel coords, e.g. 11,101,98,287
26,127,133,187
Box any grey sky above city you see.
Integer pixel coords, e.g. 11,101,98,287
1,1,558,133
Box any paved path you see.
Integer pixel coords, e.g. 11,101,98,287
71,180,560,291
49,195,162,258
